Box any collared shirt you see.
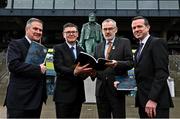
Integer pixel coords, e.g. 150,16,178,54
66,41,77,59
25,36,31,44
139,34,150,54
104,38,115,58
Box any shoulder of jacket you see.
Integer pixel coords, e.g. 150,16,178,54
151,36,165,43
83,23,89,27
117,37,130,41
54,43,64,49
10,38,24,45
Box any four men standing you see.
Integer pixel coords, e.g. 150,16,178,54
4,16,174,118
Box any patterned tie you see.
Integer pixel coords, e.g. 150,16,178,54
105,41,112,59
136,43,144,61
70,46,75,61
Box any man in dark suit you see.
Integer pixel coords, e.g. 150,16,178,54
53,23,93,118
93,18,134,118
131,16,174,118
4,18,47,118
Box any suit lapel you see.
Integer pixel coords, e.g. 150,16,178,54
108,38,118,59
63,43,75,62
98,41,106,58
76,45,82,56
134,47,138,63
23,37,31,49
136,36,152,63
23,37,31,57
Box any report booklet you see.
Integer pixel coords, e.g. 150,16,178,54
115,76,137,91
25,41,48,65
75,51,112,70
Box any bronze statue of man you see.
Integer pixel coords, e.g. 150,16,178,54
79,13,103,54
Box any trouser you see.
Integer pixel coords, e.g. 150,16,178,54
96,90,126,119
55,102,82,118
7,104,43,118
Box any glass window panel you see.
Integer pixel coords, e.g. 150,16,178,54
13,0,32,9
160,0,179,9
55,0,74,9
138,0,158,9
96,0,115,9
117,0,136,9
76,0,95,9
34,0,53,9
6,0,12,8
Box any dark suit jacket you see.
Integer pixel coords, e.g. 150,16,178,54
53,42,86,103
134,36,174,108
94,37,134,97
4,37,47,110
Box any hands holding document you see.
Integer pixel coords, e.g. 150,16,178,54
40,63,46,74
105,60,117,68
74,62,93,76
73,59,117,77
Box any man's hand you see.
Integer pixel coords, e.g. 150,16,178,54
145,100,157,118
105,60,117,68
40,63,46,74
114,81,119,88
74,62,93,76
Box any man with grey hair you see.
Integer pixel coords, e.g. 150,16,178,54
92,18,133,118
79,12,103,54
4,18,47,118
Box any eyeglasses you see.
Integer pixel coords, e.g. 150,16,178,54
102,27,116,31
64,31,78,35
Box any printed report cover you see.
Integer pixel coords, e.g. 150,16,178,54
25,41,48,65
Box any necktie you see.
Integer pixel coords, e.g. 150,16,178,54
136,43,144,61
105,41,112,59
70,46,75,61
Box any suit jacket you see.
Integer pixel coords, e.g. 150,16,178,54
94,37,134,97
4,37,47,110
134,36,174,108
53,42,86,103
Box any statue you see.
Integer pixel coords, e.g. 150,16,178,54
79,12,103,54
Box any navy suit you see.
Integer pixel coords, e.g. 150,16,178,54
94,37,134,118
4,37,47,118
53,42,87,118
134,36,174,118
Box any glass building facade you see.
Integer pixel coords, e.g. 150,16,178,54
5,0,180,10
1,0,180,98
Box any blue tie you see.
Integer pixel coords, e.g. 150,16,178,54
136,43,144,61
70,46,75,61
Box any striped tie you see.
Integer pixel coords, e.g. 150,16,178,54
136,43,144,61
